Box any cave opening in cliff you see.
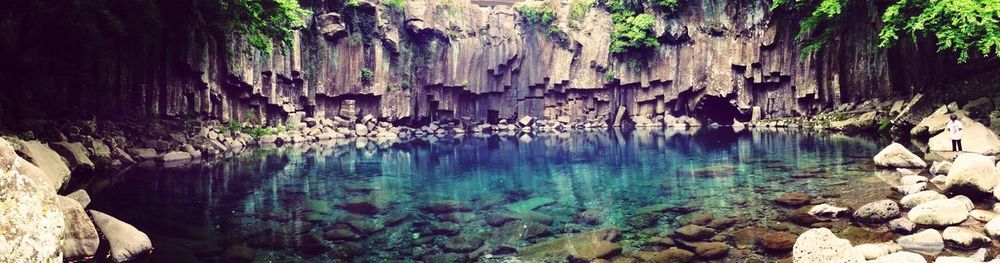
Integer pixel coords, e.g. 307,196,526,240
696,96,747,125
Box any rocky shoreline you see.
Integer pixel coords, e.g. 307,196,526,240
2,93,1000,262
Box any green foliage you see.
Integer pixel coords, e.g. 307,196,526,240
401,80,411,89
771,0,848,59
610,11,660,54
569,0,595,29
346,0,360,7
384,0,405,10
880,0,1000,62
361,68,375,82
654,0,681,12
878,118,892,131
224,0,311,55
776,0,1000,63
604,70,616,82
248,125,273,139
515,1,562,36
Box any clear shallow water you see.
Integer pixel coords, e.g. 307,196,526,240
89,128,888,262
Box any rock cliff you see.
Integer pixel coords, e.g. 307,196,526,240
1,0,992,127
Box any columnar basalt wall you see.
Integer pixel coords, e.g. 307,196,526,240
2,0,971,128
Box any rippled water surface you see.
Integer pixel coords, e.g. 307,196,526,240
89,128,889,262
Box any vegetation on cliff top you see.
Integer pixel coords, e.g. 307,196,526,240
774,0,1000,63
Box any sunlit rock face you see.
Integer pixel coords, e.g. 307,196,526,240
6,0,909,125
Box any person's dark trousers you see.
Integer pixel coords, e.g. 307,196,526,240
952,139,963,152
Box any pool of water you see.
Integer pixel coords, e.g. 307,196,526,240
88,128,889,262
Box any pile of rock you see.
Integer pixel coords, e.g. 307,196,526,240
1,137,152,262
792,140,1000,262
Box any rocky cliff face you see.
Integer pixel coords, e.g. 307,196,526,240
2,0,977,127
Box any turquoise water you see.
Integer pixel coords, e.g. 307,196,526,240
88,128,886,262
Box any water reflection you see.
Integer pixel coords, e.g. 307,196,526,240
89,128,886,262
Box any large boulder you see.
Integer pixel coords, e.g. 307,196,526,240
852,199,900,223
941,226,991,250
0,137,65,262
929,121,1000,154
792,228,865,263
873,143,927,168
896,229,944,255
910,107,969,137
983,217,1000,238
907,199,969,226
50,142,95,171
11,139,71,191
848,242,901,260
57,196,99,259
88,210,153,262
944,153,1000,195
829,111,879,133
900,191,947,208
868,251,927,263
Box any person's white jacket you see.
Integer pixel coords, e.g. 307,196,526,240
948,120,964,140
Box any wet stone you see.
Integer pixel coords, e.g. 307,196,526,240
774,192,812,207
675,225,716,241
422,200,471,214
443,234,485,252
692,242,730,259
758,231,797,253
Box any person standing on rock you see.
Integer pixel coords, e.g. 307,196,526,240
948,113,964,152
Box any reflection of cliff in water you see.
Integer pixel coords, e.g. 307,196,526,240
85,129,888,261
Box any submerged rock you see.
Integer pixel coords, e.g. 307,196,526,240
774,192,812,207
873,143,927,168
443,234,485,252
675,225,716,241
896,229,944,255
852,199,900,223
0,138,64,263
691,242,730,259
421,200,471,214
516,228,621,262
506,197,555,213
792,228,864,263
631,248,694,262
758,231,797,253
89,210,153,262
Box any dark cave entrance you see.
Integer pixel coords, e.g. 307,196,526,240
487,110,500,124
696,96,746,125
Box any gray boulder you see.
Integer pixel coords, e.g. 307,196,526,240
945,153,1000,195
161,151,192,162
908,199,969,226
66,189,91,208
792,228,865,263
57,196,99,259
0,138,64,262
889,218,916,234
88,210,153,262
942,226,990,250
873,143,927,168
50,142,95,170
929,121,1000,155
852,199,900,223
12,139,71,191
900,190,946,208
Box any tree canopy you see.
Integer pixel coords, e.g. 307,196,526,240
773,0,1000,63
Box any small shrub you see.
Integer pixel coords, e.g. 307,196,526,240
346,0,360,7
604,71,615,82
401,80,410,89
361,68,374,82
568,0,594,28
